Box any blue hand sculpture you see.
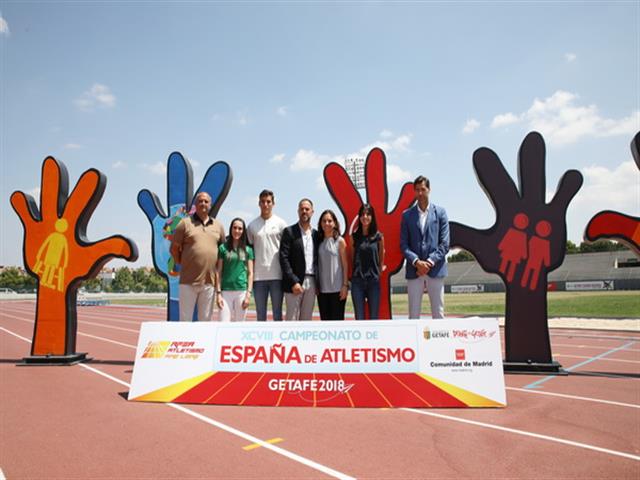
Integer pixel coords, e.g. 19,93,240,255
138,152,232,320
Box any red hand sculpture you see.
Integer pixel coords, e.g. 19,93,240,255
324,148,414,319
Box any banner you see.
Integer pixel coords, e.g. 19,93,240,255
566,280,614,291
128,319,506,408
451,284,485,294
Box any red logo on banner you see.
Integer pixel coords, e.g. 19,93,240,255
455,349,466,361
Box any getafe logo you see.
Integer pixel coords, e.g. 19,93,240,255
141,341,204,360
142,341,171,358
423,328,450,341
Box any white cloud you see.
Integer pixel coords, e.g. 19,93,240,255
0,13,9,36
315,175,326,191
354,132,413,159
236,110,249,126
380,129,393,139
276,106,288,116
140,162,166,175
567,160,640,242
492,90,640,145
112,161,127,169
565,52,577,62
74,84,116,111
28,187,40,198
574,161,640,211
270,153,285,164
491,112,520,128
186,157,200,169
289,131,413,173
386,164,412,183
63,143,82,150
290,149,336,171
462,118,480,134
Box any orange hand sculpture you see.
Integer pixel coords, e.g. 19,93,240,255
324,148,415,318
10,157,138,358
585,132,640,255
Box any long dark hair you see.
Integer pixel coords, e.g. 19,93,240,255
225,218,249,261
352,203,379,241
317,209,341,240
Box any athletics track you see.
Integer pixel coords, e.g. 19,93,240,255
1,300,638,479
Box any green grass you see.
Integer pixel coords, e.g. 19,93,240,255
108,290,640,318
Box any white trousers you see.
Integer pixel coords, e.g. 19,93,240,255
219,290,248,322
179,284,214,321
285,276,316,321
407,276,445,319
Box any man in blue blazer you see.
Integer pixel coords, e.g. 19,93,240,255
400,176,450,318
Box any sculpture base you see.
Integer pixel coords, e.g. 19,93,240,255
18,352,91,366
503,360,568,375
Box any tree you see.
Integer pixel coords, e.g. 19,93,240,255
82,277,102,292
448,249,475,262
0,267,37,291
579,239,626,253
565,240,579,254
111,267,135,292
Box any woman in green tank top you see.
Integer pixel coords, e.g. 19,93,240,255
215,218,254,322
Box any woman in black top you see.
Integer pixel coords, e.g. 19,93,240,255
348,204,385,319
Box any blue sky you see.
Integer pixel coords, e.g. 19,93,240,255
1,2,638,268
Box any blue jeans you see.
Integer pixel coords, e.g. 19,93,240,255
351,277,380,320
253,280,283,321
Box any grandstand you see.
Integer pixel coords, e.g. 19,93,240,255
390,250,640,293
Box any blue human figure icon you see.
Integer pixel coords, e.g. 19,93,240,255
521,220,552,291
138,152,232,321
498,212,529,283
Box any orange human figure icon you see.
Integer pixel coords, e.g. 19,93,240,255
34,218,69,291
520,220,552,291
498,213,529,283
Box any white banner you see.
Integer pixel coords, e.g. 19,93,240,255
566,280,614,291
451,284,485,293
128,318,506,408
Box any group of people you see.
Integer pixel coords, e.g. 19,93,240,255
170,175,449,322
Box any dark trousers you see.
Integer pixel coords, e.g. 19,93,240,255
317,292,346,320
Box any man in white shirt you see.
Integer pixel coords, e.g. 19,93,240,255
247,189,287,321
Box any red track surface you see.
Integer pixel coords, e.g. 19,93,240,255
1,300,639,479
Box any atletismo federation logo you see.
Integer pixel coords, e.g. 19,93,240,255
141,340,204,360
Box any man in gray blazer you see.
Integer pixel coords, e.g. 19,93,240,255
400,176,450,319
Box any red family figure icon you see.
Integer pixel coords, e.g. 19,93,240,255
520,220,552,290
498,213,529,283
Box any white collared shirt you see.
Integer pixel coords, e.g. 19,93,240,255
301,226,314,275
418,203,429,233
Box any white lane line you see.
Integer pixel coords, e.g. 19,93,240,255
1,313,138,347
166,403,354,480
554,354,640,364
401,408,640,462
78,332,136,349
0,325,355,480
506,387,640,409
0,466,6,480
552,343,640,352
77,320,140,333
